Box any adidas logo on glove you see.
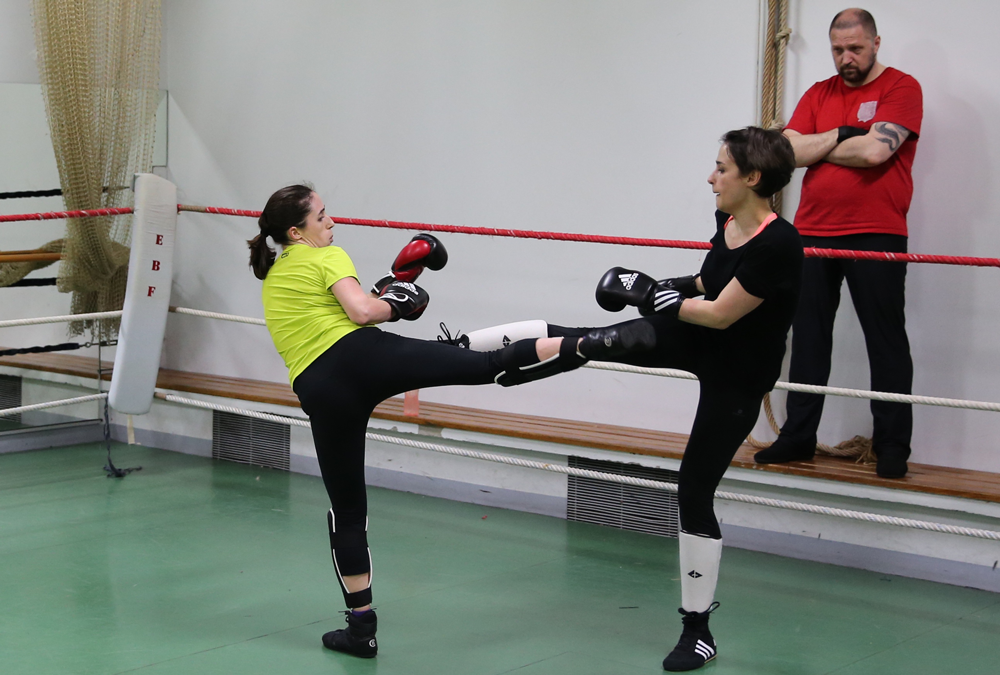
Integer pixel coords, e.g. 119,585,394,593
619,272,638,290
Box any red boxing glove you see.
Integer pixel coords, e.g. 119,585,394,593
371,234,448,294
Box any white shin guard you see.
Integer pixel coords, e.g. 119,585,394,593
463,320,549,351
678,531,723,613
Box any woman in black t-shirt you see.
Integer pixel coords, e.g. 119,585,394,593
577,127,801,671
444,127,800,672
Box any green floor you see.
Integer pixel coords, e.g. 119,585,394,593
1,443,998,675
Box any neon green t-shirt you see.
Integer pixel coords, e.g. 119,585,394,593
261,244,362,384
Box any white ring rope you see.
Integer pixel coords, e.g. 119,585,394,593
0,393,107,418
583,361,1000,413
0,310,123,329
166,306,1000,413
169,306,266,326
155,391,1000,541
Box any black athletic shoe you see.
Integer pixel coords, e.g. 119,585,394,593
876,448,909,479
322,610,378,658
579,321,656,360
663,603,719,672
753,435,816,464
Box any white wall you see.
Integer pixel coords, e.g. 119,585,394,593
160,0,763,441
4,1,1000,472
157,0,1000,472
0,2,39,84
777,1,1000,470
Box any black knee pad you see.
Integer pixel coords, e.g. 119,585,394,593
327,509,372,608
496,338,587,387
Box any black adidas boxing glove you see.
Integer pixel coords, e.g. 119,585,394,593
595,267,657,312
379,281,429,322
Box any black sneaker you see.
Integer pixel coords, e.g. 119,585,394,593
663,603,718,672
322,610,378,658
753,435,816,464
579,321,656,360
876,448,909,479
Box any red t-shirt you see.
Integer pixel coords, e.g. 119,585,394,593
786,67,922,237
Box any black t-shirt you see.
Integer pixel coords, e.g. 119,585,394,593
697,210,803,392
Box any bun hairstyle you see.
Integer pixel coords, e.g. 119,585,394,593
248,183,315,280
720,127,795,199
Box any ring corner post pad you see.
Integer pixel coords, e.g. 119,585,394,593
108,173,178,415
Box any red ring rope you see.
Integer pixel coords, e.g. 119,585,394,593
3,204,999,268
0,207,134,222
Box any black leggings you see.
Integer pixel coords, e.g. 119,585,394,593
551,316,764,540
293,327,506,581
295,326,505,516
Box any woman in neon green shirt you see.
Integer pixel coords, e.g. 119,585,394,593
248,185,619,658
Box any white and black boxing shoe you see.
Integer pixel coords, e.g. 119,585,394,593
323,609,378,658
578,321,656,360
662,602,719,672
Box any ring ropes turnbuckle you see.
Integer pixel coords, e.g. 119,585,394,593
151,390,1000,542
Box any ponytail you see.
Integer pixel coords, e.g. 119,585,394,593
247,229,276,280
249,183,315,279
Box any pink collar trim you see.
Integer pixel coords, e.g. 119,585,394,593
724,212,778,240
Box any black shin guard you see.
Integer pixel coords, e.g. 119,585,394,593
578,320,657,360
327,509,373,608
495,338,588,387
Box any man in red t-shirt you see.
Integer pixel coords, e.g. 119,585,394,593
754,8,922,478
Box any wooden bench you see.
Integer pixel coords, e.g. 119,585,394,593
4,350,1000,505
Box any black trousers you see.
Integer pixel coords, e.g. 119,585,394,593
551,317,763,540
293,327,505,579
782,234,913,457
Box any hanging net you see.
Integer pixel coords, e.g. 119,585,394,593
30,0,162,339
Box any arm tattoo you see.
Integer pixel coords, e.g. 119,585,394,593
872,122,910,153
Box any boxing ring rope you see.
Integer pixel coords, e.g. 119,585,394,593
3,205,1000,267
7,302,997,539
163,306,1000,414
5,206,1000,542
0,393,107,418
0,310,123,329
152,390,1000,542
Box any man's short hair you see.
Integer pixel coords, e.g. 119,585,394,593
829,8,877,39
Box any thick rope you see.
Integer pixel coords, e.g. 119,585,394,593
165,305,1000,414
0,207,134,223
761,0,791,214
0,310,122,328
0,342,83,357
178,206,1000,268
168,305,266,325
0,392,107,418
152,391,1000,541
746,393,877,463
6,277,58,287
581,360,1000,413
3,205,1000,267
0,189,64,200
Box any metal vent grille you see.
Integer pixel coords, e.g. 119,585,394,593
0,375,23,424
567,456,679,538
212,410,290,471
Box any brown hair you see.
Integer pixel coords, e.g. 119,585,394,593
720,127,795,199
830,8,877,39
247,183,315,280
